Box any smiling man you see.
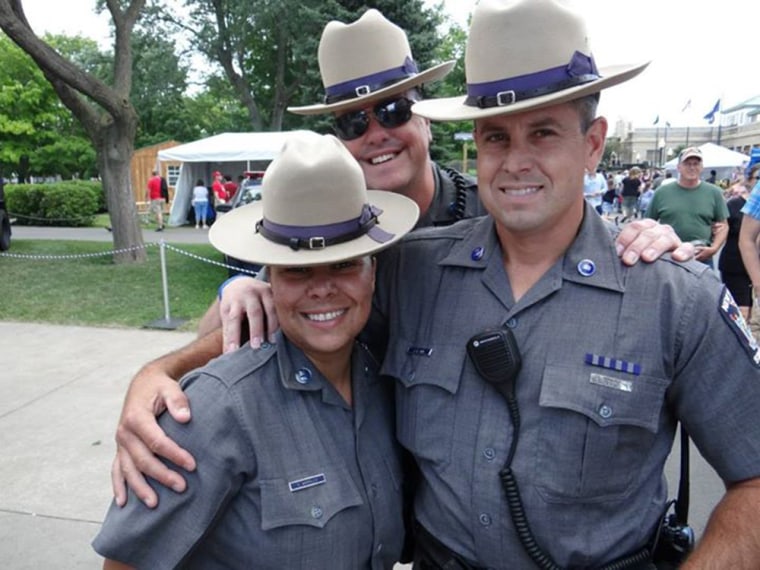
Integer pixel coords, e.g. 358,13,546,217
381,0,760,567
287,8,485,227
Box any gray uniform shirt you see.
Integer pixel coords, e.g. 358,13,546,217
93,334,405,569
372,205,760,568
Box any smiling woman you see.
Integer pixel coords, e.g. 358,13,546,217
92,132,420,569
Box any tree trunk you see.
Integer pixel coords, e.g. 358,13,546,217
95,121,146,263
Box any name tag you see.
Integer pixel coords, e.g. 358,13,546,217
289,473,326,492
407,346,433,357
590,373,633,393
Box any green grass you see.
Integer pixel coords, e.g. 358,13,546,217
0,240,228,330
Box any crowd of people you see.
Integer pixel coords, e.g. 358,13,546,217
587,151,760,339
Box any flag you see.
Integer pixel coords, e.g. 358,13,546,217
665,121,671,128
704,99,721,124
653,115,659,125
681,99,692,112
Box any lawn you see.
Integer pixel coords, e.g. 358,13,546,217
0,239,228,330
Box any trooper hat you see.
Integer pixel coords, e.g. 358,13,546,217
209,132,419,266
413,0,650,121
288,9,454,116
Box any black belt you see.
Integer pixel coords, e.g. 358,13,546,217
413,521,488,570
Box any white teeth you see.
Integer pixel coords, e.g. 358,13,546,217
305,310,346,322
370,153,395,165
504,187,539,196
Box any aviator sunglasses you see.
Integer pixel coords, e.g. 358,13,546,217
333,96,416,141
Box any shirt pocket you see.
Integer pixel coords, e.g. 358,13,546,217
382,338,465,469
260,464,363,530
534,364,669,503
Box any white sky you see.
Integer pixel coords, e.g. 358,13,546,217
19,0,759,128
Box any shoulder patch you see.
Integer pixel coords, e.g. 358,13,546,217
719,287,760,368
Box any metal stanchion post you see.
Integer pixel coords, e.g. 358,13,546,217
144,239,187,330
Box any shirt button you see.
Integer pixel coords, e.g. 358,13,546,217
260,342,271,350
311,506,323,519
599,404,613,419
371,483,378,498
506,317,518,329
376,543,383,553
483,447,496,461
295,368,312,384
479,513,492,526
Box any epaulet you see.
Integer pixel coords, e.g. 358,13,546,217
656,255,713,277
200,343,278,388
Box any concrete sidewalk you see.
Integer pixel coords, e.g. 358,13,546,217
0,321,725,568
10,224,211,245
0,322,195,569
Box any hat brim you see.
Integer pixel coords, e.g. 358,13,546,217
209,190,419,267
288,61,456,116
412,62,650,122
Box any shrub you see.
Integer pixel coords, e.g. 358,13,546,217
5,182,100,227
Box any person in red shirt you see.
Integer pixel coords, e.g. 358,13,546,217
211,171,227,204
223,175,238,200
145,170,165,231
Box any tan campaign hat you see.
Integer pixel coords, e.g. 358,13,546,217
413,0,649,121
209,132,419,266
288,9,454,116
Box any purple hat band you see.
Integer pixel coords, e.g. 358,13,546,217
465,51,600,108
324,56,419,104
256,204,394,252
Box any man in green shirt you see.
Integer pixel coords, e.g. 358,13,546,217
646,146,728,266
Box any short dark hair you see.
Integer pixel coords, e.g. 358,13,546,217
573,93,600,133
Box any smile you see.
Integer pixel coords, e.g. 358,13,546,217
304,309,346,322
501,186,540,196
370,153,396,165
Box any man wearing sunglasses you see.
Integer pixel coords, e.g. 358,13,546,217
110,7,694,512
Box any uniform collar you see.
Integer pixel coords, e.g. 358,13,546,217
438,204,624,293
561,204,625,293
275,331,377,406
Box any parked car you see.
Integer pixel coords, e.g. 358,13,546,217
0,177,11,251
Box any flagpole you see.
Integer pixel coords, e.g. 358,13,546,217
717,98,723,145
654,125,659,166
681,99,692,147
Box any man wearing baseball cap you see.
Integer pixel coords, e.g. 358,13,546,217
377,0,760,567
646,146,729,267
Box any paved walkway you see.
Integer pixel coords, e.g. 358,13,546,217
10,224,210,245
0,322,196,569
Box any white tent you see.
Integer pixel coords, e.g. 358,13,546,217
663,142,750,181
159,131,312,225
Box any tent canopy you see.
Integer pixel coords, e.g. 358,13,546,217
663,142,749,171
158,131,310,163
159,131,312,225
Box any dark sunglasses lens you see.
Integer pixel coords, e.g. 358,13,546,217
334,110,370,141
375,97,413,128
